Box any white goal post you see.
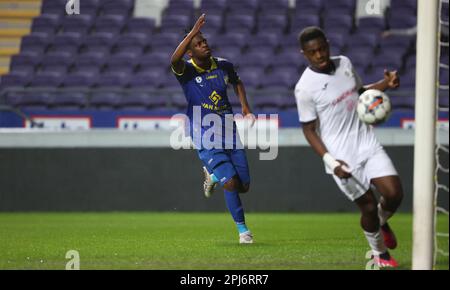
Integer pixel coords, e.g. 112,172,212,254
412,0,440,270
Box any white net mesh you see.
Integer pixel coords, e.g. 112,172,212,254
434,0,449,268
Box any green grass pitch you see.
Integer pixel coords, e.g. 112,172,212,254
0,213,448,270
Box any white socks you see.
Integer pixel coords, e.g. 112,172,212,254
364,230,387,256
378,203,394,226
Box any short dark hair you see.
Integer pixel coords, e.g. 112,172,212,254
298,26,327,49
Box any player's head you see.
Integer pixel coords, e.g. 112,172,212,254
184,31,212,60
298,27,331,71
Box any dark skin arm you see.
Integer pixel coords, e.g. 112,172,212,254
364,70,400,92
170,14,206,74
233,80,255,125
302,120,352,179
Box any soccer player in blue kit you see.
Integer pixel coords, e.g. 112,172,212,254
170,14,256,244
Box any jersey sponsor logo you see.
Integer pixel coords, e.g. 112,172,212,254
206,75,218,80
332,86,358,106
209,90,222,106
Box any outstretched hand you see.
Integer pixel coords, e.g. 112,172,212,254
384,70,400,89
191,14,206,35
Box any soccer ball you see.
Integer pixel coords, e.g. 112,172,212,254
357,89,392,125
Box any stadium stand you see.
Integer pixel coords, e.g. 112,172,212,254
0,0,442,119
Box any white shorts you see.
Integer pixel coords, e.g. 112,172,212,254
332,149,398,202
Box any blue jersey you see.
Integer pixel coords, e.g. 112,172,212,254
172,57,240,148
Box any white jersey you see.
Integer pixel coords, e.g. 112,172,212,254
295,56,383,174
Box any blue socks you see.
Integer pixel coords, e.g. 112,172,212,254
210,173,219,183
224,190,248,234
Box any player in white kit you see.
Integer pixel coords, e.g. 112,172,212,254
294,27,404,268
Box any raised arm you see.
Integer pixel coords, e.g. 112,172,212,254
170,14,206,74
364,70,400,92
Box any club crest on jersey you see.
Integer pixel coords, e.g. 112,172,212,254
196,76,203,84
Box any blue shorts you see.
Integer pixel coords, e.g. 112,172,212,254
198,148,250,187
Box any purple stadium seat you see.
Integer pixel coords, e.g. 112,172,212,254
238,67,265,89
41,0,67,15
389,0,417,15
323,0,355,12
357,17,386,33
209,33,247,50
40,54,73,74
346,33,379,50
345,51,372,72
93,15,126,34
258,15,287,34
252,95,282,110
388,14,417,30
323,15,353,33
151,33,182,48
225,15,255,34
46,32,82,55
30,72,64,87
90,92,121,109
198,15,223,35
200,0,228,17
10,54,40,75
14,93,53,110
327,33,346,51
100,0,135,17
119,93,156,111
113,33,149,56
80,0,101,15
215,49,242,64
161,15,191,34
228,0,260,14
439,89,449,108
138,53,171,71
290,15,321,33
62,73,96,87
262,68,299,89
96,72,129,88
260,0,289,17
379,35,414,51
20,33,52,56
237,52,272,67
61,15,94,34
399,71,416,90
247,33,280,49
31,14,61,34
160,73,182,90
373,52,403,70
128,72,160,89
296,0,322,11
440,69,449,86
71,54,105,76
391,96,415,109
124,18,156,35
81,33,116,55
0,73,32,89
52,93,87,110
104,53,139,74
276,51,307,69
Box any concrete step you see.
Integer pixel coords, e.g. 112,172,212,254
0,47,19,57
0,66,8,75
0,28,30,37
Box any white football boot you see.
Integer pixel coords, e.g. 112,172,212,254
203,167,217,198
239,231,254,244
